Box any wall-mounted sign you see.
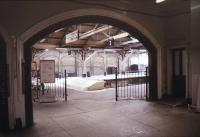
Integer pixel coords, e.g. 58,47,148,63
40,60,55,83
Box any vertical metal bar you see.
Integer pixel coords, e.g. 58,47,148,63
61,74,62,99
59,76,61,99
143,69,146,97
133,72,135,98
57,77,58,99
126,72,127,98
61,75,63,99
55,76,56,99
63,72,65,99
135,71,136,98
53,82,54,98
54,82,55,97
130,72,132,98
130,71,132,98
127,72,129,98
60,73,62,99
122,73,123,98
141,71,143,99
123,72,125,98
128,72,130,98
49,83,50,97
59,77,61,99
135,72,136,98
125,73,126,98
119,72,121,97
115,67,118,101
142,71,144,99
137,71,138,99
64,70,67,101
134,71,137,98
125,72,126,98
136,71,138,98
141,71,142,99
139,71,142,99
129,72,131,98
36,73,39,99
120,73,121,98
138,71,140,99
51,83,53,97
61,72,62,99
59,73,61,99
139,71,141,99
120,73,122,98
55,77,57,98
146,67,148,101
144,70,145,99
56,77,58,98
128,72,129,98
41,83,44,96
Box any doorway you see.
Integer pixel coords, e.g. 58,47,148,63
172,48,187,98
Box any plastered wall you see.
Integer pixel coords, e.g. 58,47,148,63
191,3,200,109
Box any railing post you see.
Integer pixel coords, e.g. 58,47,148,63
115,67,118,101
146,67,149,101
64,70,67,101
36,72,39,99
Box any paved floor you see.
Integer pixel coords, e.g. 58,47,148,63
1,89,200,137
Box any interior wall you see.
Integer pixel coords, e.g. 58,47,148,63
0,25,16,130
0,1,164,39
0,1,165,48
0,36,9,131
33,51,147,76
0,1,168,129
166,11,190,97
191,2,200,109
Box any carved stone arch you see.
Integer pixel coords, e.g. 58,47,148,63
19,8,159,127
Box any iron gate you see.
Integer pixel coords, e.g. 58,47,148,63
32,70,68,102
115,67,149,101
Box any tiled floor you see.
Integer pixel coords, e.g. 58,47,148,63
1,89,200,137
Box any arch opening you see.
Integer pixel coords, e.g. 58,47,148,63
23,15,157,127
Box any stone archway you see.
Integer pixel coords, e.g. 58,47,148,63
19,8,160,127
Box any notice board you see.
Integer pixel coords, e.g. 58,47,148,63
40,60,55,83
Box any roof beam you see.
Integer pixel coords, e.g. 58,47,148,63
65,25,113,44
120,38,139,46
122,42,143,50
85,32,130,48
101,32,110,38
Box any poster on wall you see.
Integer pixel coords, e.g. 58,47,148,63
40,60,55,83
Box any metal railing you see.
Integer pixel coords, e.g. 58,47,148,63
115,67,149,101
32,70,68,103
